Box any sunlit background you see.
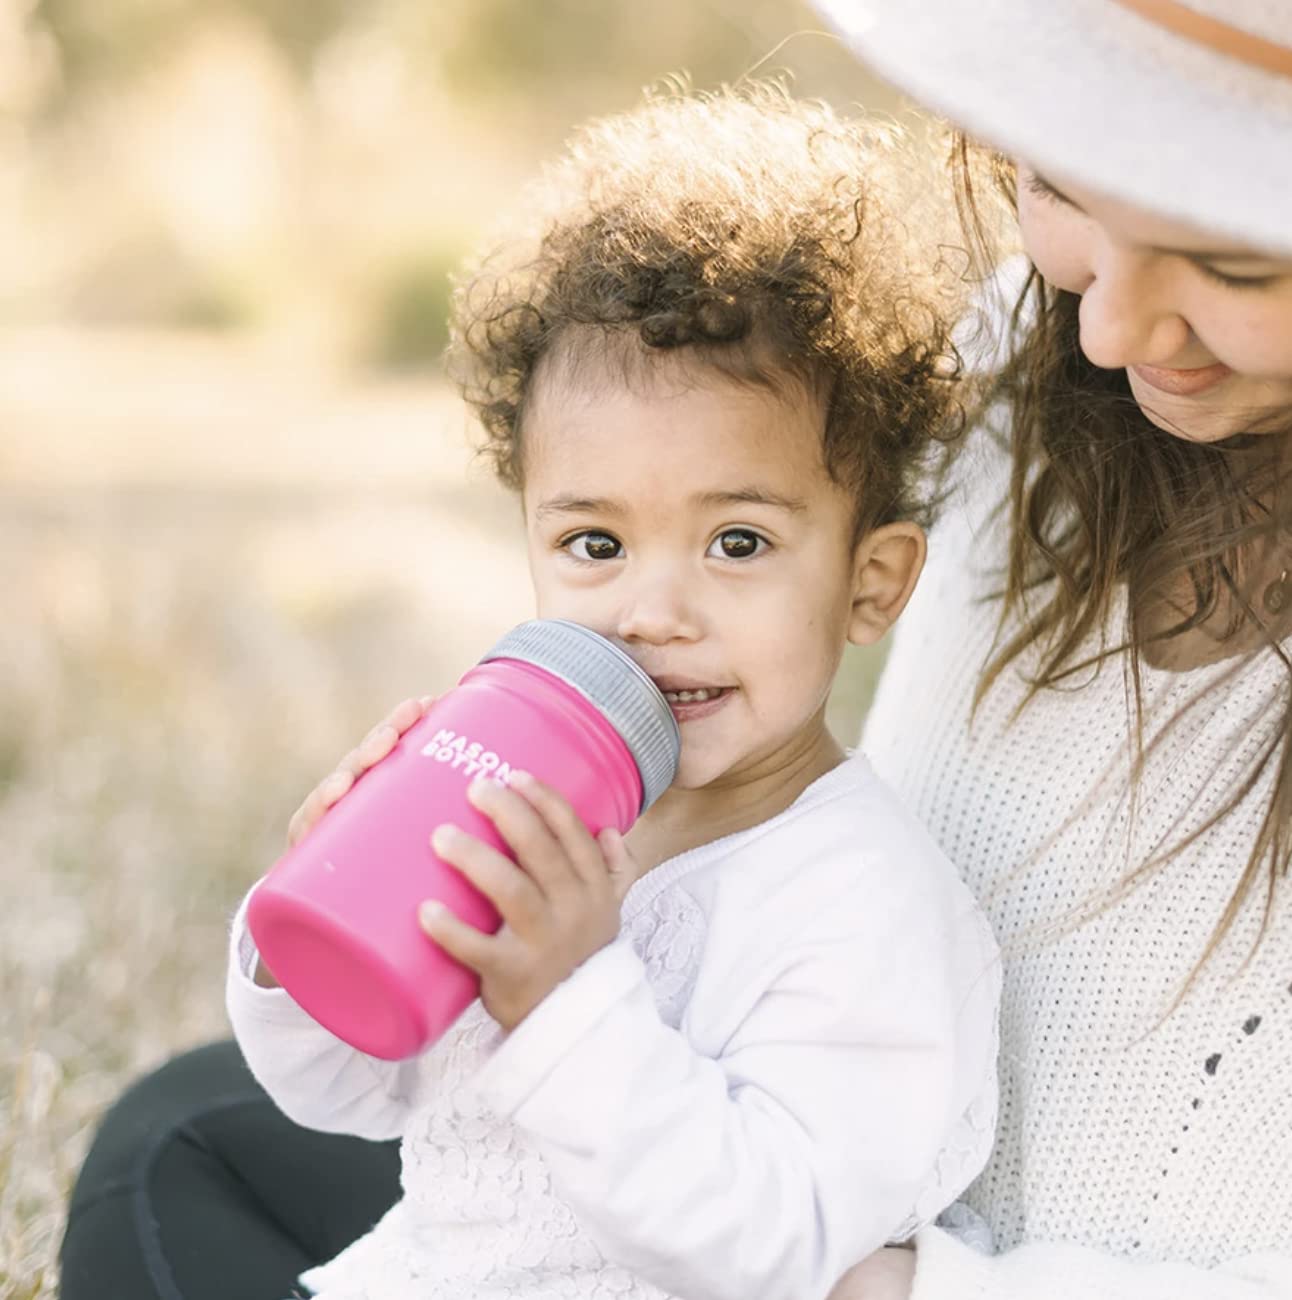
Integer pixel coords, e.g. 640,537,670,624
0,4,910,1293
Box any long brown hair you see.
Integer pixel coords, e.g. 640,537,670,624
950,134,1292,975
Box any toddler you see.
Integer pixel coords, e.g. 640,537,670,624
227,86,1000,1300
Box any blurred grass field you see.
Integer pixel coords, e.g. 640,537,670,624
0,3,906,1290
0,326,887,1298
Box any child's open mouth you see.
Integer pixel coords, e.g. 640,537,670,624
660,686,734,721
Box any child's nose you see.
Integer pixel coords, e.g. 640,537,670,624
615,575,702,645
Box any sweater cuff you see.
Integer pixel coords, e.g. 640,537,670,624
472,938,646,1118
229,885,262,982
225,883,316,1027
911,1225,996,1300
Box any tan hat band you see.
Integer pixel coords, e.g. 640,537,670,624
1111,0,1292,80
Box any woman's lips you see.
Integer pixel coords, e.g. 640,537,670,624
1130,361,1232,397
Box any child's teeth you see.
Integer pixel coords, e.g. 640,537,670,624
666,688,719,702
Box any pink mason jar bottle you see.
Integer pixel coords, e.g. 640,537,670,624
247,619,679,1060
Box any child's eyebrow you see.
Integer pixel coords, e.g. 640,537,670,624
534,488,808,519
533,494,622,519
694,488,808,513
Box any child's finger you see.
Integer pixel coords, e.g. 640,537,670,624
499,771,607,887
387,696,432,735
344,697,431,777
286,768,354,847
356,722,399,768
430,824,545,933
465,776,581,899
285,699,437,849
598,827,640,903
418,900,496,975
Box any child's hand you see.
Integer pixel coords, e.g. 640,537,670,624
286,696,436,848
418,771,638,1032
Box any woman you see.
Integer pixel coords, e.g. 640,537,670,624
818,0,1292,1297
59,3,1292,1298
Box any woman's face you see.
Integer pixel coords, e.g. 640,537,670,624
1015,162,1292,443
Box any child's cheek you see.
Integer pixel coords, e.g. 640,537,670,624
531,583,610,633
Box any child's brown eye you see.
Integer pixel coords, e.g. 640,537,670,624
708,529,764,559
567,531,622,561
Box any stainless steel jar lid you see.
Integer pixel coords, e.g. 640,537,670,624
479,619,680,812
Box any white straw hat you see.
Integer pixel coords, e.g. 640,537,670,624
812,0,1292,255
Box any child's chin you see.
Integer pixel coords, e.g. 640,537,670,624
670,748,741,792
670,765,715,792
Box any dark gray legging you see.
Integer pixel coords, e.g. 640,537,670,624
59,1040,401,1300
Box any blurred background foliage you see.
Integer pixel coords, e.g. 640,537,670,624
5,0,901,363
0,5,909,1294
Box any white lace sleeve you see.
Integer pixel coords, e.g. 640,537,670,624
225,885,443,1141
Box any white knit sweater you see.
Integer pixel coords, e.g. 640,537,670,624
862,431,1292,1300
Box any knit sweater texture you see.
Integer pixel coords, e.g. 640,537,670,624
862,429,1292,1300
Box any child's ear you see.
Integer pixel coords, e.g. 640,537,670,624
847,522,927,647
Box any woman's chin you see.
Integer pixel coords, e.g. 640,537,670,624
1132,394,1238,443
1130,378,1289,444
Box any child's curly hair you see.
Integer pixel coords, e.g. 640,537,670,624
448,82,964,538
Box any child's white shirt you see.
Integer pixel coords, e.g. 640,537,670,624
225,752,1000,1300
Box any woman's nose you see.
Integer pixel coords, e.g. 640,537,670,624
1076,247,1192,371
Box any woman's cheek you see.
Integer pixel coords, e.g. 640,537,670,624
1017,197,1088,294
1190,305,1292,381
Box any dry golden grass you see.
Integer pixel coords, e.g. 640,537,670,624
0,329,883,1298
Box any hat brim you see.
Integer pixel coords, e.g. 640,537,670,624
814,0,1292,255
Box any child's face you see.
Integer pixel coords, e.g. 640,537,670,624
520,348,868,792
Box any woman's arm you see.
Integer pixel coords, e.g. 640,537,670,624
829,1232,1292,1300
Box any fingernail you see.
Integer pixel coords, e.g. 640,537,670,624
324,771,351,797
431,824,457,853
508,769,533,789
419,900,445,926
466,776,493,805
